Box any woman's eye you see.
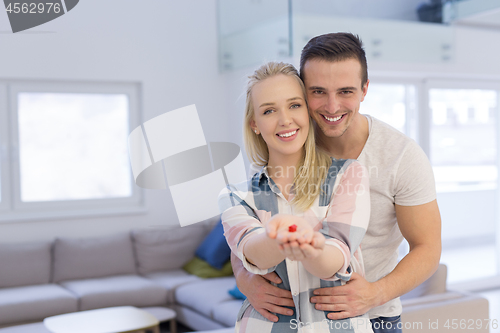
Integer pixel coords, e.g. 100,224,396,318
263,109,274,115
290,103,301,109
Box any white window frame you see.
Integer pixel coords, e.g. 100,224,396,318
424,78,500,288
0,80,146,222
424,79,500,190
363,76,422,143
359,75,500,287
0,83,11,213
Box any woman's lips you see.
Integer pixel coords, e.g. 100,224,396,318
276,129,298,141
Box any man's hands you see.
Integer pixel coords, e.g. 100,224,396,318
310,272,382,320
237,270,295,322
232,253,294,322
266,214,325,261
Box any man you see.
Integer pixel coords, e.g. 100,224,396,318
233,32,442,332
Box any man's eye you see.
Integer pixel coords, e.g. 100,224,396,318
341,90,353,95
313,90,324,94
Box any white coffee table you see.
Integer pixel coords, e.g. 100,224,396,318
43,306,160,333
141,307,177,333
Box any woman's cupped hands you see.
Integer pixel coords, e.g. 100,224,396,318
265,214,325,261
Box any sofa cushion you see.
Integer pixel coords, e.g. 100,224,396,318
212,299,243,327
401,291,489,330
132,217,217,275
59,274,168,311
172,305,226,331
183,257,232,278
228,284,246,300
144,269,201,304
0,241,52,288
401,264,447,301
53,233,136,282
195,220,231,269
0,284,78,326
175,277,236,318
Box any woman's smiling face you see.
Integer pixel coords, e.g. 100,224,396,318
250,74,309,165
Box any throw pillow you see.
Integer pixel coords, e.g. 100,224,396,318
195,220,231,269
228,284,247,300
131,223,210,274
183,257,232,278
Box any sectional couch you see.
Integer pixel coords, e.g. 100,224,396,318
0,215,227,330
0,214,491,333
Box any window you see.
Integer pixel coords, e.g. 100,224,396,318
362,82,419,141
425,80,500,284
429,88,497,192
0,83,8,210
0,81,143,221
366,78,500,285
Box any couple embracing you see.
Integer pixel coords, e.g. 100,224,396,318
218,32,441,333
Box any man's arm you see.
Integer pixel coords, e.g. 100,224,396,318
311,200,441,319
231,253,294,322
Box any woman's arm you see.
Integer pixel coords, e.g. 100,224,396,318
299,244,345,279
269,161,370,279
243,213,318,269
219,185,285,273
242,231,285,269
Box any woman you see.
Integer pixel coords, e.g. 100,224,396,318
219,62,372,333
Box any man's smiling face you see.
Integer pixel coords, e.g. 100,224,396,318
303,58,369,139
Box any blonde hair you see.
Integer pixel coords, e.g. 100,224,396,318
243,62,331,211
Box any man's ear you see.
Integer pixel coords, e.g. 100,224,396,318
250,119,259,134
360,79,369,102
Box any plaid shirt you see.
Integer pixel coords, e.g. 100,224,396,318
219,158,373,333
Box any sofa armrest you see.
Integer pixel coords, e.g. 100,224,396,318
401,291,489,333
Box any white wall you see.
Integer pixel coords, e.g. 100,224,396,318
293,0,424,22
0,0,229,242
1,1,500,244
368,25,500,78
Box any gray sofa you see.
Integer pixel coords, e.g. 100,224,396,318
0,215,233,331
0,214,491,333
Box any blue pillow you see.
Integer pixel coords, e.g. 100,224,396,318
228,284,247,300
195,220,231,270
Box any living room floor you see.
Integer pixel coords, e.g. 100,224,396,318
160,321,194,333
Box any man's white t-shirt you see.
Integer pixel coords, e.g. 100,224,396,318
248,114,437,319
359,115,436,318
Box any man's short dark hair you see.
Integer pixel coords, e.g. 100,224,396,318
300,32,368,87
